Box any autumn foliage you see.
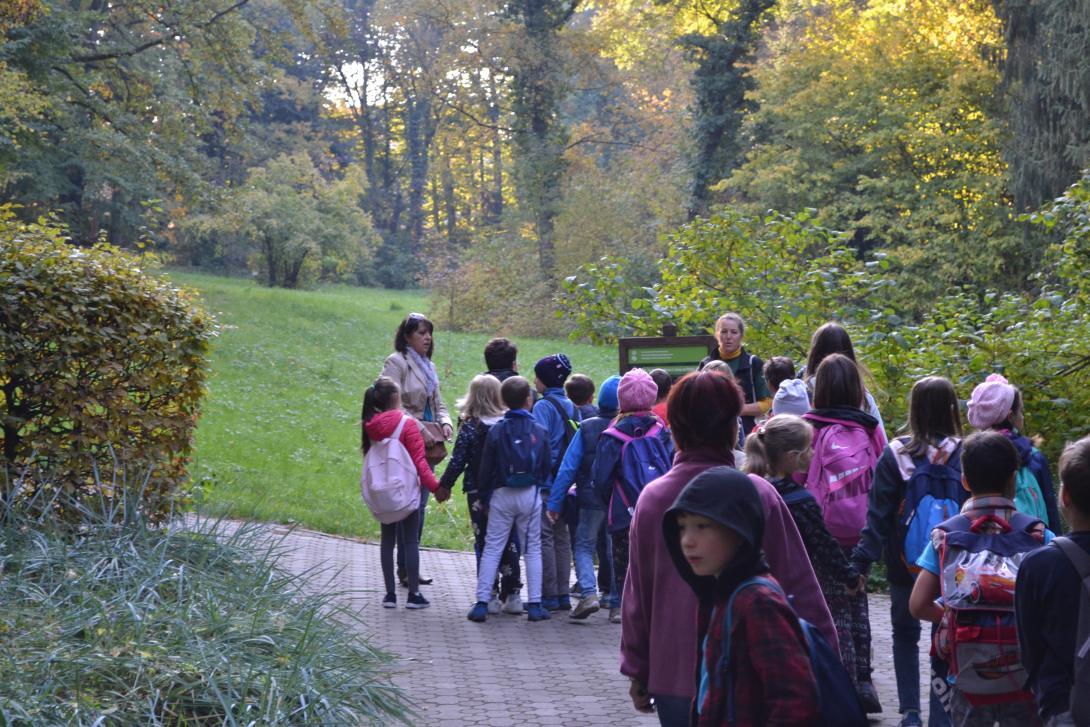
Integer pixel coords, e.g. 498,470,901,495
0,210,215,519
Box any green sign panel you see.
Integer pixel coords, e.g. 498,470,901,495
628,345,711,365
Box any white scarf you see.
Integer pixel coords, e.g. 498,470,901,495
406,348,439,398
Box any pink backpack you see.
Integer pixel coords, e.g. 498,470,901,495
360,415,421,524
804,415,880,547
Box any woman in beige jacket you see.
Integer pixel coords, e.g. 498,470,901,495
381,312,453,586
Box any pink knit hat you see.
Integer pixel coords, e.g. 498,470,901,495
967,373,1017,430
618,368,658,412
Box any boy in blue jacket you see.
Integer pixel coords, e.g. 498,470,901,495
469,376,552,623
532,353,580,611
547,375,622,621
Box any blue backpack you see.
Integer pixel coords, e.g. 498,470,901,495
602,421,671,532
899,440,964,574
712,576,867,727
497,420,540,488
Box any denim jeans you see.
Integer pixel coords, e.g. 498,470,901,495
381,508,420,594
574,508,617,605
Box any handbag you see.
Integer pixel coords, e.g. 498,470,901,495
419,420,448,467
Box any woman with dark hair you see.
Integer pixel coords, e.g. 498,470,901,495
851,376,964,727
699,312,771,436
382,312,453,586
619,369,834,727
805,321,886,434
803,353,886,714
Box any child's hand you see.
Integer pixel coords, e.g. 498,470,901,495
434,486,451,503
628,679,654,713
546,510,560,525
845,575,865,596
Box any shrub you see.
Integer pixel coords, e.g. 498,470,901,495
0,482,410,724
0,209,215,520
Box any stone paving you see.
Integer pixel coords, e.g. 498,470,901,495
226,519,939,726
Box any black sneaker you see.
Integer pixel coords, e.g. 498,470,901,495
857,680,882,714
382,593,396,609
406,592,430,609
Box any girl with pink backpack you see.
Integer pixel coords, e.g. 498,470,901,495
361,376,445,610
803,353,887,714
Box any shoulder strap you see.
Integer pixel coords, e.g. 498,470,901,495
545,396,575,430
391,414,407,441
722,575,788,722
781,489,816,506
1053,537,1090,579
1009,511,1045,533
602,425,632,444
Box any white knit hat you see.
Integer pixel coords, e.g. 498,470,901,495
772,378,811,417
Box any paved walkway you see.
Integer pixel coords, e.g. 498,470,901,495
223,519,937,726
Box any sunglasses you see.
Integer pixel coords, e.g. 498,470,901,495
407,312,428,321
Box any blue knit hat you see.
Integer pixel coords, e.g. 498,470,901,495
597,375,621,415
534,353,572,389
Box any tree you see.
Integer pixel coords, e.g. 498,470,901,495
208,153,378,288
993,0,1090,212
504,0,582,280
725,0,1021,309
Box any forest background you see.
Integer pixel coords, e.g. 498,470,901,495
3,0,1090,461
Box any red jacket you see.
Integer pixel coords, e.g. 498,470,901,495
696,579,819,726
363,411,439,493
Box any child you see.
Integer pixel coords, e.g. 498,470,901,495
565,373,598,420
438,374,521,615
650,368,672,425
968,373,1062,533
361,376,444,609
764,356,797,394
804,353,885,712
1017,435,1090,726
744,415,863,680
851,376,964,727
662,466,820,726
910,431,1052,726
592,368,674,622
764,356,810,418
468,376,552,623
546,375,621,620
532,353,579,611
483,337,519,382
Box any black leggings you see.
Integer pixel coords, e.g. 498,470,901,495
382,509,421,594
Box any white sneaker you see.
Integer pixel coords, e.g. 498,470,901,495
502,594,523,615
487,596,502,614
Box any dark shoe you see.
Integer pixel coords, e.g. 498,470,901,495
467,601,488,622
857,681,882,714
569,595,600,620
405,592,430,609
557,595,572,611
382,593,396,609
897,710,922,727
399,574,432,588
526,603,551,622
542,597,561,612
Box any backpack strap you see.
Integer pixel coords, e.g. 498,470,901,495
545,396,578,437
391,414,408,441
780,489,816,507
722,576,787,722
1053,537,1090,581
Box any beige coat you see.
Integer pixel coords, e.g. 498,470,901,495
381,351,452,427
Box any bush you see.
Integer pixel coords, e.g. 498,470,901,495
0,484,409,724
0,209,215,520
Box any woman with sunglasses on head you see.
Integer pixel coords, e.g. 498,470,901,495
381,312,454,587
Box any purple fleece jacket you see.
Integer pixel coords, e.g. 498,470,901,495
619,447,837,699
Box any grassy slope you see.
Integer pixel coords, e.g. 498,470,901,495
168,271,617,550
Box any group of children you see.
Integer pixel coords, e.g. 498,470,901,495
359,315,1088,727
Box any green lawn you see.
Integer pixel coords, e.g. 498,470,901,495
167,271,617,550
